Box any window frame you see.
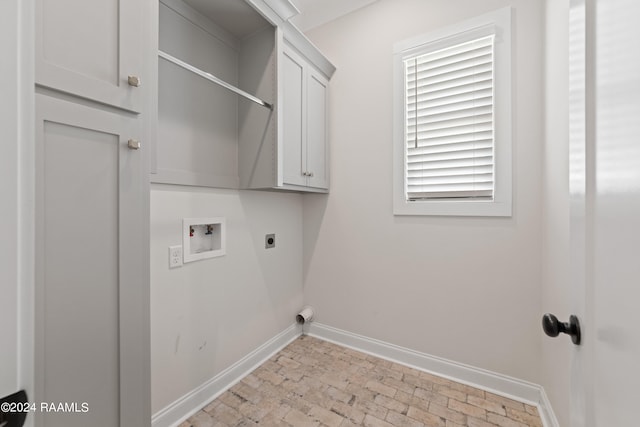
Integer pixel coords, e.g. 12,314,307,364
392,7,512,217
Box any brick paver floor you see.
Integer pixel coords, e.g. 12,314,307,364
179,335,543,427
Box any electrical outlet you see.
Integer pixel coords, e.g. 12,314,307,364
169,245,183,268
265,234,275,249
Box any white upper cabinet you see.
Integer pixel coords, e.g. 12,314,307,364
151,0,335,193
36,0,143,113
281,42,329,190
238,29,333,193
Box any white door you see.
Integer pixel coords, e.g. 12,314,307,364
35,94,149,427
569,0,640,425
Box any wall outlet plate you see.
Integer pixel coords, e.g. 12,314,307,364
265,233,275,249
169,245,183,268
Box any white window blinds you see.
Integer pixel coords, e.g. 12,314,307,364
404,35,495,200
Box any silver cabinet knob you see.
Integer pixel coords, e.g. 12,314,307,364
127,75,141,87
127,139,141,150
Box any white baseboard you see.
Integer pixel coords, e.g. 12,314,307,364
538,386,560,427
306,322,559,427
152,323,300,427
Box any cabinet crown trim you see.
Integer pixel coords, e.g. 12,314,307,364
263,0,300,22
246,0,336,79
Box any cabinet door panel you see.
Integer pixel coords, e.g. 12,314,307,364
282,49,307,187
306,72,329,189
36,0,142,113
35,95,148,426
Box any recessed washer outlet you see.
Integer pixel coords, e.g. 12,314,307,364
265,234,275,249
183,217,226,263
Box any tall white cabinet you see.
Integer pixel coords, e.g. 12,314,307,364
34,0,150,425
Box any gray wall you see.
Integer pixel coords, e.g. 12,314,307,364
150,186,304,412
151,1,305,414
302,0,545,384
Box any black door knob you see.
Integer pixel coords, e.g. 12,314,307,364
542,313,581,345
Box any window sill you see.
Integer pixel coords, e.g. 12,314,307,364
393,198,512,217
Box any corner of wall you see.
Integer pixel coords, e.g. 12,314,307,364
152,323,301,427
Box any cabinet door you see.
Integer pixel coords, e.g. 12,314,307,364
282,47,307,187
306,71,329,189
34,95,149,427
36,0,143,113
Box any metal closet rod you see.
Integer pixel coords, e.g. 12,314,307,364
158,50,273,110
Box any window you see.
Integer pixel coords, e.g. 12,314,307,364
393,8,512,216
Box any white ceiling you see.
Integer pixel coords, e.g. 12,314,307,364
289,0,380,32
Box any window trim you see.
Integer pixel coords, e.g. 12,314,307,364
393,7,512,217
